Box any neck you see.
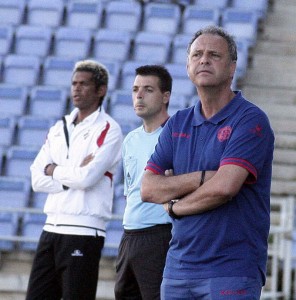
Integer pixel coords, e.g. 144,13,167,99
198,87,235,119
143,113,169,133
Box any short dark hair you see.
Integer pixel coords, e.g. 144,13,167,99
135,65,172,94
187,25,237,62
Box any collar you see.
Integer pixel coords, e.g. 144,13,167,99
68,106,104,126
192,91,243,126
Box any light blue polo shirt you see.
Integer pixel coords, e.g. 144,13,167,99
122,125,171,230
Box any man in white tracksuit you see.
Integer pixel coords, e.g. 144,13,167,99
26,60,123,300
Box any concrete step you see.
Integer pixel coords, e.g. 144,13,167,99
244,69,296,89
269,119,296,135
272,164,296,181
275,133,296,149
255,102,296,120
254,40,296,56
273,149,296,165
271,178,296,195
241,86,296,105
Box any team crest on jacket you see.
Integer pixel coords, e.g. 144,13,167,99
217,126,232,142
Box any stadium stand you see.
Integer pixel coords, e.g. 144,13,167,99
2,55,41,87
142,2,181,35
28,85,68,118
104,0,142,33
133,31,172,64
65,0,103,30
93,29,132,62
26,0,65,28
0,115,16,148
0,84,28,116
16,115,54,147
0,0,26,26
0,25,14,57
15,25,53,58
53,26,93,59
1,1,296,299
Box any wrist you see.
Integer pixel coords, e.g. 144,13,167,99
168,199,181,219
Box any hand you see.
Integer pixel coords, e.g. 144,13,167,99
163,202,169,213
80,154,94,167
44,163,57,176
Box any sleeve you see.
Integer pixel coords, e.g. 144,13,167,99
220,109,274,183
30,125,65,193
145,119,174,175
52,121,123,189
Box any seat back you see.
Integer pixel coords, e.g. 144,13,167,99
0,0,25,26
3,55,41,86
0,25,14,56
15,25,52,57
66,1,103,29
0,84,28,116
0,115,16,147
104,1,142,33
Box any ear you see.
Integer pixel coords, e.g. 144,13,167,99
97,85,107,98
163,91,170,105
230,61,236,79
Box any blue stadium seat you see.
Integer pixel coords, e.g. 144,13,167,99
0,25,14,56
93,29,132,63
109,89,141,125
193,0,229,10
143,2,181,35
54,26,93,58
165,63,195,97
0,212,19,251
0,84,28,116
3,55,41,87
171,34,191,64
16,115,54,147
29,85,68,118
66,0,103,30
42,56,76,88
97,59,121,92
102,219,123,257
20,213,46,251
0,0,25,26
113,195,126,216
5,146,39,178
221,8,259,47
0,115,16,148
182,6,221,35
231,0,269,21
15,25,53,58
31,192,47,209
104,1,142,33
133,31,172,64
120,60,143,90
235,38,250,80
27,0,65,28
168,94,188,111
0,176,31,208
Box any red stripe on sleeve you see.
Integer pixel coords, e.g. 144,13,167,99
97,122,110,147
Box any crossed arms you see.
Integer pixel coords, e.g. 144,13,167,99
141,164,249,217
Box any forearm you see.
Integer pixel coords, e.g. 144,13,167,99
141,170,216,204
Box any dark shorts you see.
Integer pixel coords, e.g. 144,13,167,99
26,231,104,300
114,224,172,300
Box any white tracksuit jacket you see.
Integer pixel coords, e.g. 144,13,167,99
30,107,123,236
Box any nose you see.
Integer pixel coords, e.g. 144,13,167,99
137,89,144,99
200,53,209,65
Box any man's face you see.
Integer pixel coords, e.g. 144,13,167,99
71,71,101,111
186,34,236,88
132,75,169,120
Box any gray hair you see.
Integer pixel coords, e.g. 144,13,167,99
187,26,237,62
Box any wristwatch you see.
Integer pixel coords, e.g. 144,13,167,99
168,199,180,219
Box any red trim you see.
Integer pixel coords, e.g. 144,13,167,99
104,171,113,186
97,122,110,147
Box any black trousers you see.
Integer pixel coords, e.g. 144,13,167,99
26,231,104,300
114,224,172,300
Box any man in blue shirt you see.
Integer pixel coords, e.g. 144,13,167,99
114,65,172,300
141,26,274,299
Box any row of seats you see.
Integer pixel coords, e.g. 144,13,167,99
0,0,269,31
